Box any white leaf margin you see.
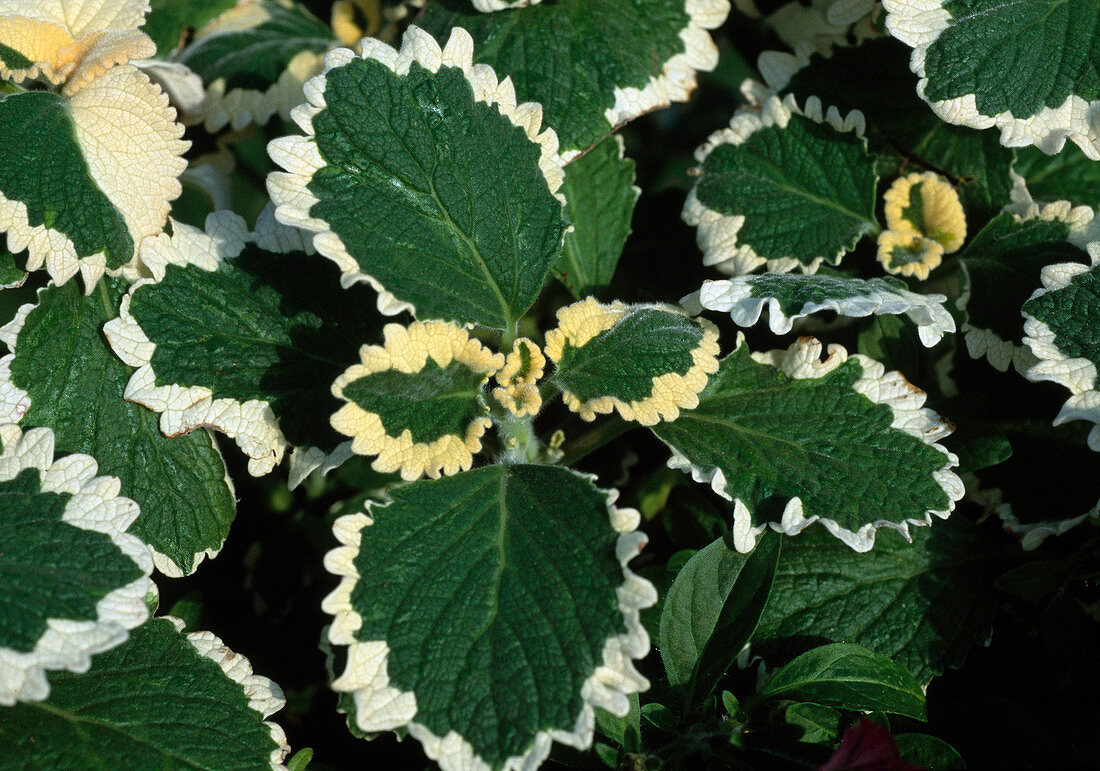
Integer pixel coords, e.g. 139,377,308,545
102,210,353,487
0,298,235,578
600,0,729,155
267,24,566,319
320,470,658,771
964,474,1100,552
882,0,1100,160
0,423,154,706
665,335,964,553
682,91,870,276
472,0,543,11
1022,261,1100,452
685,274,956,347
172,616,292,769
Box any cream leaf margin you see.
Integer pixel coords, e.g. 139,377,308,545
320,471,657,771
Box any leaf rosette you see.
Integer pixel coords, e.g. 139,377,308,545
683,92,878,275
331,320,504,481
0,424,154,706
544,298,721,425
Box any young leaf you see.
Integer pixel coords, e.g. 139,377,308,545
556,135,640,298
0,425,153,705
322,465,657,771
882,0,1100,159
545,299,720,425
331,320,504,481
652,337,963,552
752,518,1003,684
0,249,24,289
659,531,780,710
267,26,568,330
958,203,1099,373
418,0,729,157
684,93,878,275
0,279,237,577
177,0,337,131
688,274,955,347
0,617,290,768
785,703,842,745
1022,262,1100,451
103,212,380,485
756,643,926,720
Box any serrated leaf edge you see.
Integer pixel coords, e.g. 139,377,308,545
0,294,235,578
320,470,656,771
667,335,964,553
882,0,1100,159
687,275,955,347
1022,261,1100,452
267,25,565,318
682,90,870,276
597,0,729,157
0,424,154,706
472,0,543,11
102,211,352,485
964,474,1100,551
545,298,721,426
330,320,504,481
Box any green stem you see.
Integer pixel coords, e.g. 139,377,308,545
96,277,113,318
558,417,633,467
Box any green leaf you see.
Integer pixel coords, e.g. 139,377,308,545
883,0,1100,158
858,315,922,379
752,517,1003,684
0,617,290,767
691,273,955,347
1022,261,1100,450
594,693,640,751
895,733,967,770
777,38,1014,225
322,465,656,771
652,338,963,552
0,250,25,289
785,703,842,745
0,279,236,577
419,0,727,156
178,0,336,131
0,425,153,705
556,136,640,298
142,0,238,58
1014,143,1100,210
685,94,879,275
659,532,780,710
103,213,380,484
546,299,720,425
0,66,187,290
959,207,1096,372
756,643,926,720
268,27,567,331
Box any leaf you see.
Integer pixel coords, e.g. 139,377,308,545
894,734,967,770
883,0,1100,159
178,0,336,131
0,424,153,705
331,320,504,481
0,249,25,289
1022,261,1100,450
775,37,1015,225
690,273,955,347
556,135,640,298
0,66,187,289
1014,143,1100,210
268,26,567,331
418,0,728,156
142,0,238,58
652,337,964,552
785,703,842,745
0,617,290,768
958,206,1098,373
757,643,926,720
103,212,380,485
545,299,720,425
659,531,780,710
857,315,921,379
0,278,237,577
684,93,879,276
322,464,657,771
752,517,1003,684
